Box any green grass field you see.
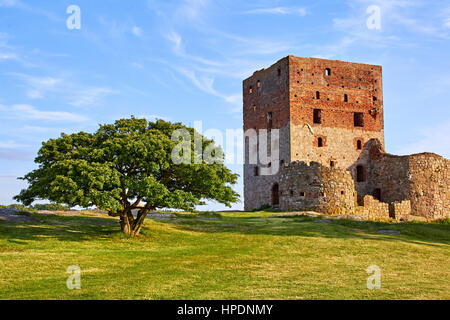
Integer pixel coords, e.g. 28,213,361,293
0,211,449,300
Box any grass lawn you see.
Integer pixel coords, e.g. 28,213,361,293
0,210,449,300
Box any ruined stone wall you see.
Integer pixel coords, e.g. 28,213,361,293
389,200,411,221
367,144,450,220
279,161,356,214
355,195,390,220
407,154,449,219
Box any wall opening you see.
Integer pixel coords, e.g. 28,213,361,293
325,68,331,76
313,109,322,124
344,94,348,102
373,188,382,201
271,183,279,206
354,112,364,127
254,166,259,176
257,80,261,88
249,86,253,94
318,137,323,147
330,160,335,168
316,91,320,99
356,139,362,150
277,68,281,77
267,112,273,129
356,165,365,182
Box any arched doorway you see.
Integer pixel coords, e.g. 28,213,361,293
271,183,279,206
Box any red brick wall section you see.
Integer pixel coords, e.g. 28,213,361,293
289,56,384,132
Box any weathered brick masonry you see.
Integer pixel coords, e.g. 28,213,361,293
243,55,449,220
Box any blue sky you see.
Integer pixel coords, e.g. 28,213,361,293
0,0,449,210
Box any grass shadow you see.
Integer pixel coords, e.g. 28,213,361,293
157,213,450,247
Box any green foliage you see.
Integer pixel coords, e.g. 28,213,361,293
14,117,239,234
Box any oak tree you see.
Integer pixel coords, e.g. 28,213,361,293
15,117,239,236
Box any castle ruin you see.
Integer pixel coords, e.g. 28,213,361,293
243,56,449,220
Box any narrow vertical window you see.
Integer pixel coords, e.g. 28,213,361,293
316,91,320,99
318,137,323,147
313,109,322,124
249,86,253,94
356,139,362,150
267,112,273,129
344,94,348,102
356,165,365,182
325,68,331,76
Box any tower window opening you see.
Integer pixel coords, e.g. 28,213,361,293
313,109,322,124
318,137,324,147
267,112,273,129
249,86,253,94
356,165,366,182
356,139,362,150
373,188,382,201
325,68,331,76
354,112,364,127
254,166,259,176
373,96,377,102
344,94,348,102
316,91,320,99
277,68,281,77
330,160,335,167
257,80,261,88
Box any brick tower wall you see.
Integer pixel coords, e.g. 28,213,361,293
288,56,385,171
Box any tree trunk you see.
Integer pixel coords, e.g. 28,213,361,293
119,209,149,236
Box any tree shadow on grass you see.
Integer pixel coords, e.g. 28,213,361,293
1,212,448,248
0,214,122,243
155,214,450,247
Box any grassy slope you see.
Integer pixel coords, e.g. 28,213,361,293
0,211,449,300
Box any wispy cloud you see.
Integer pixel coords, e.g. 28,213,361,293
0,104,88,122
0,0,19,7
245,7,307,16
9,73,116,107
0,140,28,149
173,66,241,110
132,26,143,37
68,87,116,107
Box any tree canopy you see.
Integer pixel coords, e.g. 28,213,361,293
15,117,239,236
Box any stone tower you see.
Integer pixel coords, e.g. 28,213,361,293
243,56,385,210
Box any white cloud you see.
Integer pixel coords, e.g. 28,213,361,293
0,140,28,148
245,7,307,16
0,52,17,60
132,26,143,37
9,73,116,107
166,30,183,54
68,87,116,107
1,104,89,122
173,67,241,110
0,0,19,7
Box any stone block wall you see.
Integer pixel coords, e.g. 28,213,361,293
389,200,411,221
367,141,450,220
355,195,390,220
279,161,356,214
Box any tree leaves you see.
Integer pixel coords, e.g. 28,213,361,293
15,117,239,218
